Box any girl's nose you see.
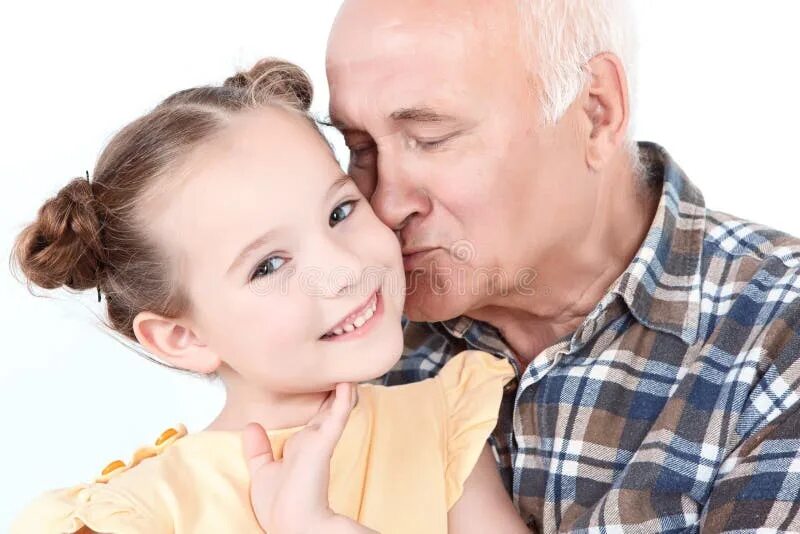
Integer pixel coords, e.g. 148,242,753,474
305,237,365,299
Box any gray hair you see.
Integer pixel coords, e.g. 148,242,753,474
515,0,639,164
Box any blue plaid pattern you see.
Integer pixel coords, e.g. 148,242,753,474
384,143,800,532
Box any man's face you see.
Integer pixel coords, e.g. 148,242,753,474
327,0,597,323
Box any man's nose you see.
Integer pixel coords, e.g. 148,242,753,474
371,149,432,232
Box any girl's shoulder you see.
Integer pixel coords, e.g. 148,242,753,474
433,350,516,391
356,350,516,509
11,425,247,534
434,350,516,508
363,349,515,403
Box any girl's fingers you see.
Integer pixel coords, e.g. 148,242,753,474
243,422,274,474
321,383,355,441
318,387,338,412
309,383,355,424
282,384,357,458
330,383,355,422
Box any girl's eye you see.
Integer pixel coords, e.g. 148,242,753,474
330,200,358,227
251,256,287,280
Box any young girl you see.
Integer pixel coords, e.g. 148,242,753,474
10,59,528,534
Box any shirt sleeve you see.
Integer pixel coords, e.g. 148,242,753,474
698,385,800,531
558,295,800,532
435,350,516,509
10,483,166,534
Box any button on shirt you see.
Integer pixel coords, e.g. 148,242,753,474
383,142,800,533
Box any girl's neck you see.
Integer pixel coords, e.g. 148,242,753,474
205,370,332,433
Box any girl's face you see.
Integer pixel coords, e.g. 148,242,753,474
148,106,406,392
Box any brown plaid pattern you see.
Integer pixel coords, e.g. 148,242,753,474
383,143,800,532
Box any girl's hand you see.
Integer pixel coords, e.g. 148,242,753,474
243,383,375,534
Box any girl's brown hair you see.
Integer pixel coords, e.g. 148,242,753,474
11,58,315,342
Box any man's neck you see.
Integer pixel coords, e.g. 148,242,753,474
469,155,660,365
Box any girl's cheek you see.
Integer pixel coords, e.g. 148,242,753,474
258,293,316,339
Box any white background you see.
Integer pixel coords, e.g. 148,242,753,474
1,1,799,528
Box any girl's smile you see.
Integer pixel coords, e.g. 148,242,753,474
320,289,384,341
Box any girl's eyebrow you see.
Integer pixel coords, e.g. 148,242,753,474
227,228,281,276
327,174,354,197
227,175,353,276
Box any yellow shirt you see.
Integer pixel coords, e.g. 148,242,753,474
12,351,514,534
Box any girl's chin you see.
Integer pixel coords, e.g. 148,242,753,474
323,347,403,385
334,361,400,385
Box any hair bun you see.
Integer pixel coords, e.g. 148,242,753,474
224,58,314,111
12,177,106,291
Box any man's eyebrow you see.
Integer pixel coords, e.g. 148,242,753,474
390,107,458,123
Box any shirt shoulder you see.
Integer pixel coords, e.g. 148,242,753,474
698,211,800,334
367,351,513,509
11,427,248,534
434,351,514,508
695,211,800,436
704,209,800,262
10,482,162,534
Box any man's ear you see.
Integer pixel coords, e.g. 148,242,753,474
581,52,630,171
132,311,221,374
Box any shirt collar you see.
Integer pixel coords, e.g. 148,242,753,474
608,142,705,347
440,142,705,352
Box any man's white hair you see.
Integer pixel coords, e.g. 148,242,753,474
516,0,639,158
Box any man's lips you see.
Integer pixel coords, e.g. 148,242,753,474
402,247,439,271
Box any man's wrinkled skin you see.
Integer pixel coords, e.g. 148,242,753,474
326,0,659,365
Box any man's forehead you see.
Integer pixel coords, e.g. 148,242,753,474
327,21,468,73
326,0,513,68
327,26,469,121
327,60,467,131
330,0,489,36
326,0,522,128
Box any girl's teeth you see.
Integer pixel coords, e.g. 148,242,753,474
327,294,379,337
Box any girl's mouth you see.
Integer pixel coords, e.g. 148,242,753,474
320,290,383,341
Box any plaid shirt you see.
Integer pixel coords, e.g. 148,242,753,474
383,142,800,533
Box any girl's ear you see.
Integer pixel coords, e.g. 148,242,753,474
132,311,221,374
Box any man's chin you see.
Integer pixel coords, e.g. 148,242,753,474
403,290,473,324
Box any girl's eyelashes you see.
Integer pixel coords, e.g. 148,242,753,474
329,199,359,227
251,256,288,281
248,199,359,282
248,199,358,282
